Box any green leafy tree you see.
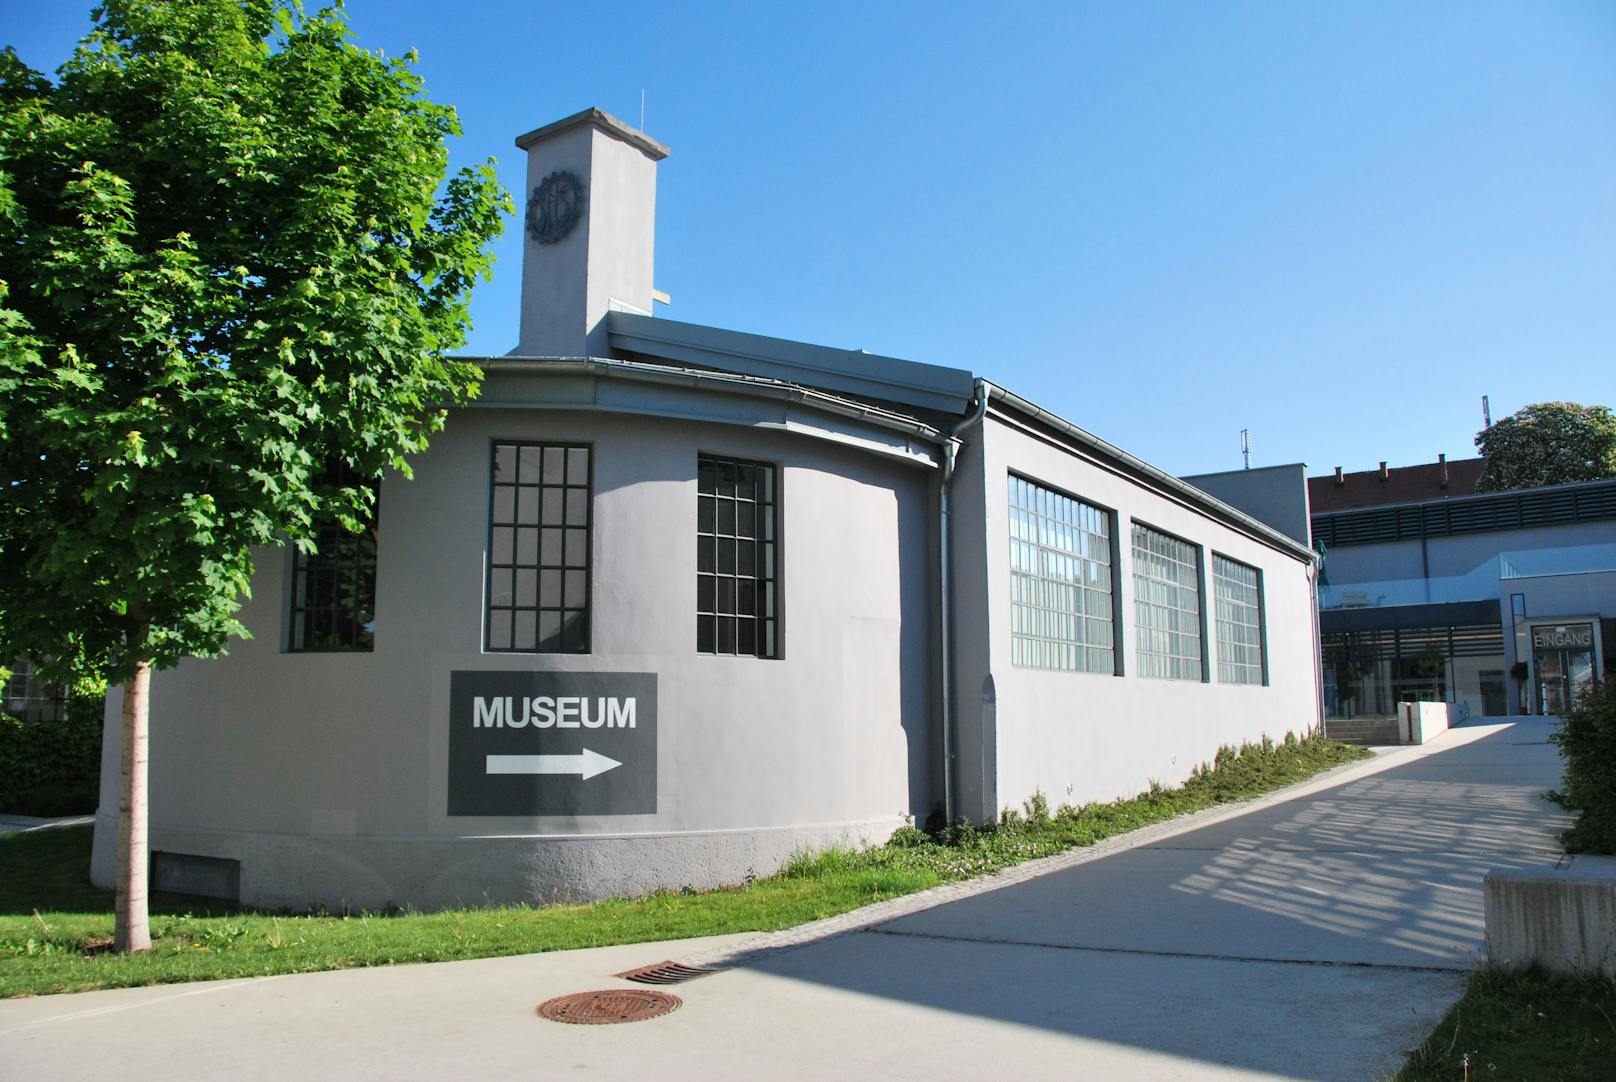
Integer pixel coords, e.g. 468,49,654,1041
0,0,509,950
1475,401,1616,492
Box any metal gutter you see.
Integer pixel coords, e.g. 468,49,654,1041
980,381,1318,563
468,355,949,454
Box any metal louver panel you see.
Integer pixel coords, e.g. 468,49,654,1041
1313,478,1616,548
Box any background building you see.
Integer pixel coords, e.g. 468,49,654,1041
93,109,1321,910
1311,458,1615,729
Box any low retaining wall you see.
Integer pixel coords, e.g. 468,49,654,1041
1484,856,1616,976
1397,700,1469,745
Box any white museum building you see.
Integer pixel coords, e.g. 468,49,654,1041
93,108,1323,910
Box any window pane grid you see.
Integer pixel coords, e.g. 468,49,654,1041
697,455,778,658
289,465,378,653
2,659,67,723
1009,475,1114,673
1214,554,1265,685
1133,524,1202,680
486,442,591,653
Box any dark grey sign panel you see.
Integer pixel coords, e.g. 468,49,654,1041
448,671,656,816
1532,624,1593,649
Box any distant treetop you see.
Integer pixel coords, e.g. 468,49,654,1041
1475,401,1616,492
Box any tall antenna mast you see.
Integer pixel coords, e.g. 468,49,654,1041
1240,429,1251,470
1482,394,1492,429
639,89,646,132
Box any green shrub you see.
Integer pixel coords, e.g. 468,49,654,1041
0,701,104,816
1549,679,1616,853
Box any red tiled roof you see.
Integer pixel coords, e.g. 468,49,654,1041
1308,458,1486,513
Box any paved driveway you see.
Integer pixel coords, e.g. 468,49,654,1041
0,716,1568,1081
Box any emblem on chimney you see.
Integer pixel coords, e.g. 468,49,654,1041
527,171,585,245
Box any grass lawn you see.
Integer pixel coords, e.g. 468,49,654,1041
1396,966,1616,1082
1,731,1369,999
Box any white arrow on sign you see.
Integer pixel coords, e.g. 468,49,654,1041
485,748,623,781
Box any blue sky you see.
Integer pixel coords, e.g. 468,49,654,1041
5,1,1613,477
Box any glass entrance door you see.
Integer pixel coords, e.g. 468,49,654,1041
1532,622,1597,716
1537,649,1570,716
1534,642,1595,716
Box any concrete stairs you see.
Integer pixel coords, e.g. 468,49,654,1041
1324,717,1402,746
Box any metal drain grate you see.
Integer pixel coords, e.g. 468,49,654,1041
537,989,682,1025
614,960,718,985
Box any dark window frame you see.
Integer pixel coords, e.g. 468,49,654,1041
697,453,780,659
1007,472,1122,676
287,466,380,654
1130,518,1208,682
484,440,594,654
3,659,68,723
1212,552,1267,686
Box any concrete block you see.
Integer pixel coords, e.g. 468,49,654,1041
1397,700,1459,744
1484,857,1616,975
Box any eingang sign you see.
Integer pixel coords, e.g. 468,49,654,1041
1531,624,1593,650
448,671,656,816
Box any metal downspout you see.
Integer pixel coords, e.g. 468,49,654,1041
1308,559,1326,736
939,380,988,826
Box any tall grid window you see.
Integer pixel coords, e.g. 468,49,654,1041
1009,475,1115,674
289,466,378,652
3,659,67,722
1132,523,1203,681
697,455,778,658
486,442,591,653
1214,554,1265,685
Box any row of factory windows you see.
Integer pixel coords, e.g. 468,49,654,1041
287,442,780,659
1008,474,1269,685
282,449,1266,683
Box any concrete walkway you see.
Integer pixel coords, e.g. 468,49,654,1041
0,814,95,835
0,717,1568,1081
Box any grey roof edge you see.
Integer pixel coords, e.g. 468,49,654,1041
467,355,950,451
1310,474,1616,519
982,381,1318,563
1181,463,1308,482
607,311,975,413
514,107,670,161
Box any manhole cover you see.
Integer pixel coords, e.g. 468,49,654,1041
614,960,717,985
536,989,682,1025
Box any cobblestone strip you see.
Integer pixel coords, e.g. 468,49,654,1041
676,750,1403,971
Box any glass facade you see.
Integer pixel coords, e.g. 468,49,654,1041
1133,524,1203,681
485,442,592,653
1321,622,1506,719
1008,475,1116,674
289,466,379,652
697,455,778,658
1213,554,1264,685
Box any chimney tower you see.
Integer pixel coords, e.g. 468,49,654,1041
512,108,669,357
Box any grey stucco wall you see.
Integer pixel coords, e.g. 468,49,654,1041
951,412,1319,821
1181,464,1311,546
94,405,936,910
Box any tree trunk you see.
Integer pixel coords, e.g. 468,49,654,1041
115,655,153,953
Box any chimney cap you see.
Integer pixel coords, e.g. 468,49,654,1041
515,107,670,161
